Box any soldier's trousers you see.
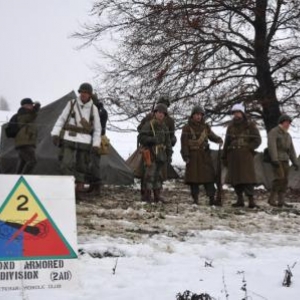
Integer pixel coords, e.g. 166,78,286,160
271,161,289,193
190,183,216,198
89,151,102,184
142,161,165,190
16,146,37,174
234,184,254,197
60,141,94,183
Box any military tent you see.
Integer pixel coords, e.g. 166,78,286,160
0,91,134,185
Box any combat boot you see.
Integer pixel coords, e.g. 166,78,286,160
268,191,277,207
88,183,101,197
248,196,259,209
75,182,86,202
232,194,245,207
190,184,199,205
153,189,166,203
209,196,215,206
142,190,152,203
277,193,293,208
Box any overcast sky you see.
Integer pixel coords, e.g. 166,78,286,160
0,0,103,111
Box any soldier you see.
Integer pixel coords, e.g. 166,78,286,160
85,93,109,196
267,115,299,207
138,95,177,146
15,98,41,174
222,103,261,208
51,83,101,199
181,106,223,205
138,104,173,203
137,95,176,201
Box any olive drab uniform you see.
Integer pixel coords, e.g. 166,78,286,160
138,113,176,147
138,117,172,202
223,117,261,208
15,99,41,174
267,117,299,207
181,118,223,205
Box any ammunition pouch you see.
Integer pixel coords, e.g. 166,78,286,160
63,124,93,135
188,140,209,151
79,117,93,134
154,144,167,163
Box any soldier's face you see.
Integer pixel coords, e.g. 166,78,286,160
155,111,165,121
281,121,291,130
23,104,34,110
233,111,243,119
80,91,91,103
192,113,203,122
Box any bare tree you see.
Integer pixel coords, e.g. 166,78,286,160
0,96,9,111
75,0,300,131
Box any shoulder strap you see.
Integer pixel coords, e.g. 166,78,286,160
196,127,207,146
150,120,156,136
189,126,197,140
189,125,207,145
64,100,76,127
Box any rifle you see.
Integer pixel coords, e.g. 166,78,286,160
215,144,223,206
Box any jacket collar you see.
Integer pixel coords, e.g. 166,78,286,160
77,97,93,108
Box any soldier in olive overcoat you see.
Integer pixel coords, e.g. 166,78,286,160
222,104,261,208
181,106,223,205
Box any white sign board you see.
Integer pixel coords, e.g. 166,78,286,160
0,175,78,292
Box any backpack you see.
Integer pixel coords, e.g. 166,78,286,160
5,114,20,138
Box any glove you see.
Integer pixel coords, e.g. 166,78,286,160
293,164,299,171
171,136,177,147
34,101,41,111
271,161,280,168
52,135,60,147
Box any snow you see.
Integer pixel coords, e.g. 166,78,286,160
5,230,300,300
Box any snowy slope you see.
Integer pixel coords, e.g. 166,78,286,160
5,230,300,300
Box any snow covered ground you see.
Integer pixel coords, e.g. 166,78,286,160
6,228,300,300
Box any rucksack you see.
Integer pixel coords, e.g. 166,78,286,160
5,114,20,138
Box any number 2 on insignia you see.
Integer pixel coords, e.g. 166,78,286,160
17,195,29,211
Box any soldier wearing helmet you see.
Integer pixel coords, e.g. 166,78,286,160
222,103,261,208
181,105,223,205
138,103,173,203
267,114,299,207
138,95,177,146
51,83,101,201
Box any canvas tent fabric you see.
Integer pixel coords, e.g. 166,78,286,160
0,91,134,185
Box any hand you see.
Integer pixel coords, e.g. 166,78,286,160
52,135,60,146
293,164,299,171
271,161,280,168
171,136,177,147
34,102,41,111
